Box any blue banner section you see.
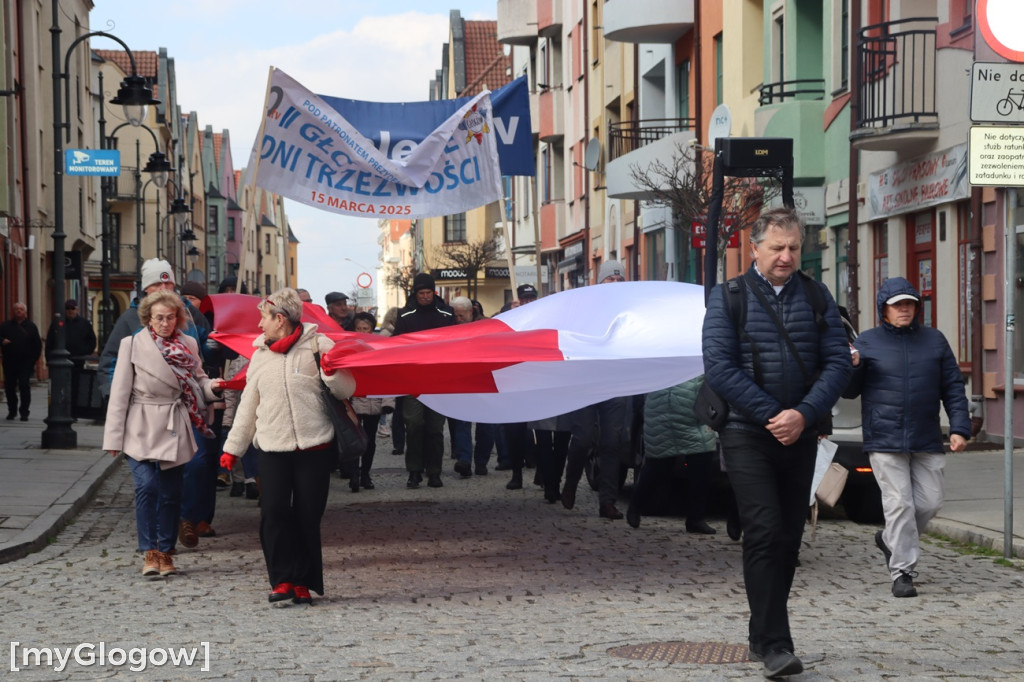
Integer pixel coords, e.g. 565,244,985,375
65,149,120,176
318,76,534,177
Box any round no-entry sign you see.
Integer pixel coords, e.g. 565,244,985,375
979,0,1024,62
356,272,373,289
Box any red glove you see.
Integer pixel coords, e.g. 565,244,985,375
220,453,237,471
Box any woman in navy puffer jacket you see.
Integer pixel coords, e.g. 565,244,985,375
844,276,969,599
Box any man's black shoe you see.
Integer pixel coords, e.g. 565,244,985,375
875,530,892,569
494,462,513,471
761,649,803,678
748,648,763,663
474,464,488,476
229,482,244,497
892,570,918,598
727,509,742,541
360,474,374,490
454,461,472,478
407,471,422,489
599,503,623,520
686,520,717,535
506,470,523,490
392,448,403,456
626,504,641,529
560,486,576,510
6,413,15,421
427,473,443,488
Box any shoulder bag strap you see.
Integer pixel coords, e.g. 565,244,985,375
744,271,814,389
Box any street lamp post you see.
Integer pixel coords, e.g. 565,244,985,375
45,1,158,449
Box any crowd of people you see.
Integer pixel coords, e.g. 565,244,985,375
1,205,973,679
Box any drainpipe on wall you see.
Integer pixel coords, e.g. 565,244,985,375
846,0,861,329
970,186,985,436
632,42,640,280
16,0,33,319
582,0,590,285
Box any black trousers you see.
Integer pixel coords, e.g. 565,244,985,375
355,414,380,476
536,429,571,499
257,447,335,595
3,360,32,417
630,450,715,521
564,398,632,506
720,428,816,656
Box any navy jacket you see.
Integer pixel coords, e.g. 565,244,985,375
844,277,970,453
702,266,852,434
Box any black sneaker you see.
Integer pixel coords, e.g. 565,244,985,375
761,649,803,678
892,570,918,598
875,530,893,569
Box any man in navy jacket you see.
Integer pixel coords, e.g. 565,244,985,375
846,276,970,599
702,208,851,678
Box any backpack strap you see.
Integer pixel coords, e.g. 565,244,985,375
797,270,828,333
724,275,763,387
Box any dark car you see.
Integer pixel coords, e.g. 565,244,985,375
827,315,884,524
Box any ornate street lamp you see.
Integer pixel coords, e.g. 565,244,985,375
45,1,159,449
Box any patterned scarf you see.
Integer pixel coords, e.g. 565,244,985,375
150,327,215,438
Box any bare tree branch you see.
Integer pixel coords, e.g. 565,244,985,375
432,238,504,300
628,143,781,281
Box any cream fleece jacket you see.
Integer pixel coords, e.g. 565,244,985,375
223,323,355,455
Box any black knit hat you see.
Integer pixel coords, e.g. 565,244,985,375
412,272,435,293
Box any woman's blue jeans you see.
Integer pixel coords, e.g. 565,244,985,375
127,457,185,553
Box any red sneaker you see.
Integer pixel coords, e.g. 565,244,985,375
292,585,313,605
268,582,294,603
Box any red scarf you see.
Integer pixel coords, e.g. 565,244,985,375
150,328,214,438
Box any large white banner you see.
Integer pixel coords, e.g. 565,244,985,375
249,68,504,219
867,143,969,220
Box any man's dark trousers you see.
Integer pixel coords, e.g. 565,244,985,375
720,428,816,656
3,361,32,418
403,396,445,475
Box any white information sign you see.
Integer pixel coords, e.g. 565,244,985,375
971,62,1024,124
968,126,1024,187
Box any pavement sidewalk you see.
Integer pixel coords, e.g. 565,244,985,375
2,381,1023,564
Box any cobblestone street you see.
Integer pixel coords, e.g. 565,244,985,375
3,446,1024,681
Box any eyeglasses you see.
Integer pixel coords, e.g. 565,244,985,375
152,314,177,324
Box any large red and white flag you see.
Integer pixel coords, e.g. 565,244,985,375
325,281,706,422
207,282,706,423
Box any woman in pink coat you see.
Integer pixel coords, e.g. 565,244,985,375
103,290,224,578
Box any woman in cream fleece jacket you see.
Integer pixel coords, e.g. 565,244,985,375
222,288,354,606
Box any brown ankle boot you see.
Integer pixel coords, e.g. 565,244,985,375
157,551,177,577
142,550,160,577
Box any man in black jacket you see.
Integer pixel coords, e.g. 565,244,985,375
702,208,851,678
1,302,42,421
393,273,454,488
45,299,97,419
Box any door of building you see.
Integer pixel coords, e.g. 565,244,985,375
907,210,936,327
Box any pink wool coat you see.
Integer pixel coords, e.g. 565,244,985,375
102,330,219,469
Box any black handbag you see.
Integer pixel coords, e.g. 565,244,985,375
693,378,729,430
312,345,368,468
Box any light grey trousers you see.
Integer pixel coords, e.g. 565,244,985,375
869,451,946,581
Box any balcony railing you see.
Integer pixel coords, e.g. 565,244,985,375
111,244,137,274
758,79,825,106
101,167,139,201
856,17,937,130
608,118,696,162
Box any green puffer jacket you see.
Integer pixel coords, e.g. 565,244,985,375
643,376,717,459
